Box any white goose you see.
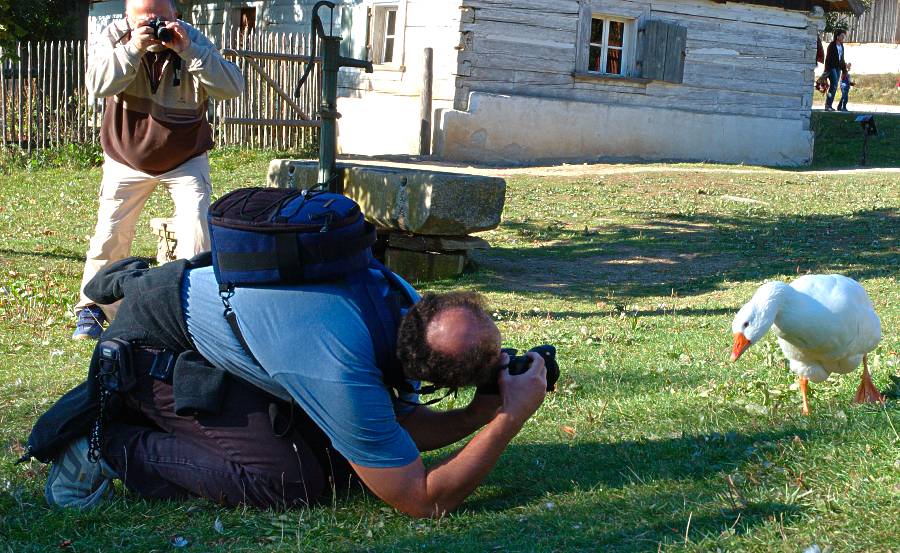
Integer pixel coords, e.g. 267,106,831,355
731,274,884,415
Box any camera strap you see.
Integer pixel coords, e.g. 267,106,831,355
395,388,455,407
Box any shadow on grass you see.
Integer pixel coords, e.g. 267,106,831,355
469,208,898,301
478,429,807,506
0,247,84,263
497,307,736,320
378,430,808,551
508,500,800,552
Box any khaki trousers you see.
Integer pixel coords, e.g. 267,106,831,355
78,154,212,317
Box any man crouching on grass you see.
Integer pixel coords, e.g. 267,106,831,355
35,256,547,517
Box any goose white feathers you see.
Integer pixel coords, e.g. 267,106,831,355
730,274,884,414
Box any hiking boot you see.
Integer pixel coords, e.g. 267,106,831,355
45,436,117,509
71,305,106,341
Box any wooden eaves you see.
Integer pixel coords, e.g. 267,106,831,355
710,0,865,16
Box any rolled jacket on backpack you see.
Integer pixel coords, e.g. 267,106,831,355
22,254,231,464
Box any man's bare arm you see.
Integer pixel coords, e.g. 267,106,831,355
353,353,547,518
400,394,501,452
352,411,525,517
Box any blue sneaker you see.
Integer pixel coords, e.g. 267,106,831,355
45,437,117,509
71,305,106,341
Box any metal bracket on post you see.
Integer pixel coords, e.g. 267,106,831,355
297,1,373,194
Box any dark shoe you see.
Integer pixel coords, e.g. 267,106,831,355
45,437,117,509
71,305,106,341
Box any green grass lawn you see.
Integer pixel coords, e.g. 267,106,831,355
811,111,900,168
1,150,898,552
845,73,899,107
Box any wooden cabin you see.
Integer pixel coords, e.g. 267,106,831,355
89,0,864,166
336,0,863,166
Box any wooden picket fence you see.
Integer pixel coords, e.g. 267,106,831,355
0,32,320,155
0,41,98,153
216,29,322,151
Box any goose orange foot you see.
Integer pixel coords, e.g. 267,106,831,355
853,355,884,405
799,376,810,416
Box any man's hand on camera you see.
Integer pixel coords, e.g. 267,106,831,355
129,23,160,53
498,351,547,425
162,21,191,54
466,350,508,423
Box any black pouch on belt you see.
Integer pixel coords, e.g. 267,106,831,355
97,338,138,393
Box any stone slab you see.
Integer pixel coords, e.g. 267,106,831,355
385,248,467,282
267,160,506,236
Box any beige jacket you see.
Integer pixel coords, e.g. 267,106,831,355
87,19,244,174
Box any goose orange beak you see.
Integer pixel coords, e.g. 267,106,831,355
731,333,751,361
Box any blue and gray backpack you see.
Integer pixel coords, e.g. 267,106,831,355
208,187,418,395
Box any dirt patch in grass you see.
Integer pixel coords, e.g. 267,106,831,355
475,243,732,296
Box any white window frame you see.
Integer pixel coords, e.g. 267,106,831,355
575,2,644,80
380,7,398,63
369,2,406,69
587,16,630,76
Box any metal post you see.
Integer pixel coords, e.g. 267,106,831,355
318,36,341,193
298,1,372,193
861,133,868,166
419,47,433,156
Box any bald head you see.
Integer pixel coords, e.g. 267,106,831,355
426,307,499,360
396,291,502,388
126,0,176,24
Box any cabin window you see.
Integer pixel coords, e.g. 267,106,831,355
587,16,631,76
240,7,256,35
371,4,400,65
240,8,256,33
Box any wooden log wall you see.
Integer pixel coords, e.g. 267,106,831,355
455,0,820,121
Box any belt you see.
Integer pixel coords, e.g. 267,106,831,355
133,345,176,382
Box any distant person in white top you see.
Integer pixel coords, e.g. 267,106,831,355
824,30,847,112
73,0,243,340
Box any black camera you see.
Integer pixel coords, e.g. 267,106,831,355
145,17,174,43
476,345,560,395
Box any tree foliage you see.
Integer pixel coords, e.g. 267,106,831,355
824,0,873,35
0,0,84,42
0,0,86,59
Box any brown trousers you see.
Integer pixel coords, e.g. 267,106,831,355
102,372,353,509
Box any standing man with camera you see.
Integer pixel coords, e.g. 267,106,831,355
73,0,243,339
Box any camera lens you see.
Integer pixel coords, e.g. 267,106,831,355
156,25,173,42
